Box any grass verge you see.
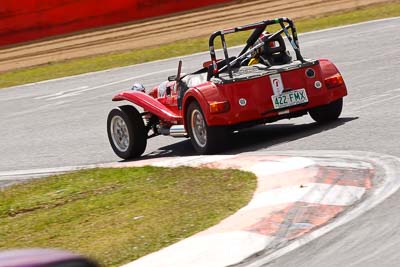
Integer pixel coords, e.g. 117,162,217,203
0,166,256,266
1,2,399,89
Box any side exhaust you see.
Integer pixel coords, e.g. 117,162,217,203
169,125,187,137
159,125,187,137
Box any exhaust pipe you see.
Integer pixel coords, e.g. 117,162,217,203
159,125,187,137
169,125,187,137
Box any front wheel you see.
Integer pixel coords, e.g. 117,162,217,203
309,98,343,123
107,105,147,159
186,102,227,154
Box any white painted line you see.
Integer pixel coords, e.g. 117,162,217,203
352,90,400,111
6,67,174,93
300,16,400,37
41,68,174,100
0,165,97,181
244,183,365,210
34,86,89,100
66,69,174,95
122,231,273,267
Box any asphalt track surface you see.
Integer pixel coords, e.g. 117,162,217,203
0,18,400,266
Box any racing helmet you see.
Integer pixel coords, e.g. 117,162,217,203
250,32,276,58
131,83,145,92
251,32,268,58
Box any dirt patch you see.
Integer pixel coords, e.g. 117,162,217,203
0,0,392,72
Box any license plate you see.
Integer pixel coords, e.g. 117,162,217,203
271,89,308,109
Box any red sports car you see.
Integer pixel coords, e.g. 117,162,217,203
107,17,347,159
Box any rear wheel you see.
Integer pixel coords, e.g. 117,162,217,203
107,105,147,159
186,102,227,154
309,98,343,123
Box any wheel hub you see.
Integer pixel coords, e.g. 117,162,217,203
110,115,130,152
191,109,207,148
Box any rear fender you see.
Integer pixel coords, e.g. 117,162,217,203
182,88,207,131
113,91,182,123
319,59,341,78
319,59,348,99
182,83,227,129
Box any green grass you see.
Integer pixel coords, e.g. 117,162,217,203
0,166,256,266
0,2,399,89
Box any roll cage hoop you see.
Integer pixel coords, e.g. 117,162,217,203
208,17,304,79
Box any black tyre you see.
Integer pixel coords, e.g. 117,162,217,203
309,98,343,123
186,101,227,154
107,105,147,159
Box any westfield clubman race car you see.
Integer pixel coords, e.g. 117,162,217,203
107,17,347,159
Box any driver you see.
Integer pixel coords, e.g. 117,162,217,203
243,32,273,66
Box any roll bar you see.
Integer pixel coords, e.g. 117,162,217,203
208,17,304,78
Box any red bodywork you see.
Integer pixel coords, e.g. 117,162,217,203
113,59,347,131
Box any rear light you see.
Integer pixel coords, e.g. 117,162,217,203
325,74,344,89
209,101,230,114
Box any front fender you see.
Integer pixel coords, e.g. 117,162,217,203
113,91,182,123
